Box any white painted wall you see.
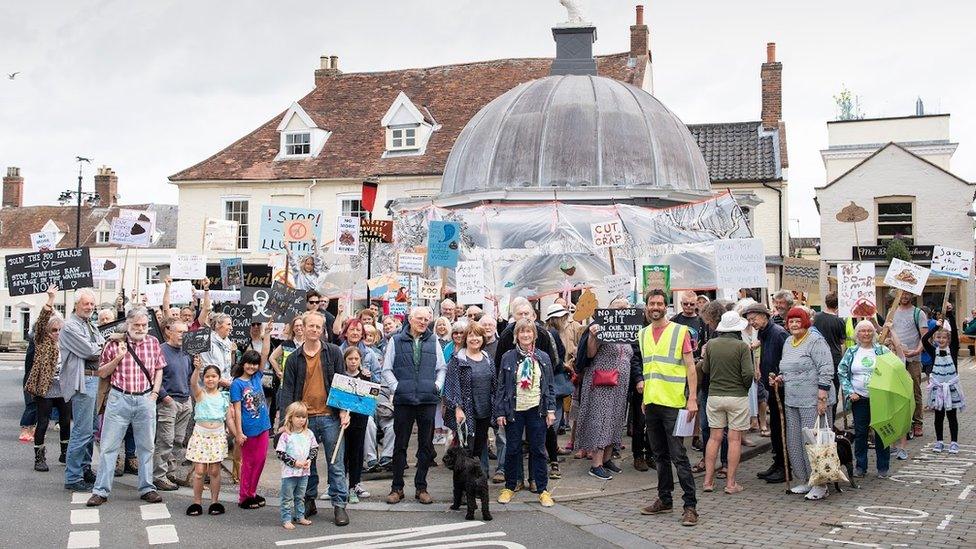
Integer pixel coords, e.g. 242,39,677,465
827,115,950,147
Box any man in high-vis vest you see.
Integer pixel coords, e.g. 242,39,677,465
637,289,699,527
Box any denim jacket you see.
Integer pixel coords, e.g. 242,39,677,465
837,343,890,399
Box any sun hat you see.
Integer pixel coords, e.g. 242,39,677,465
716,311,749,333
545,304,570,320
741,302,771,319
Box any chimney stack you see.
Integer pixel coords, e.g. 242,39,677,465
760,42,788,168
94,166,118,207
3,167,23,208
630,5,649,60
314,54,342,86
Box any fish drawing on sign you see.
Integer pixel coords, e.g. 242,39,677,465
441,224,456,243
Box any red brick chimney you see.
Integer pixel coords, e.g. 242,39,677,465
630,5,650,60
3,167,23,208
94,166,118,206
314,54,342,87
761,42,788,168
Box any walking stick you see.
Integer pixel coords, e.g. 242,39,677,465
331,424,347,465
771,375,792,492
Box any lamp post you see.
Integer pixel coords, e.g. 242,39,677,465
58,157,99,247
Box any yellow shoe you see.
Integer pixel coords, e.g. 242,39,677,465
539,490,554,507
497,489,515,504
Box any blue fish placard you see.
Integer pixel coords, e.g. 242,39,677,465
427,220,460,268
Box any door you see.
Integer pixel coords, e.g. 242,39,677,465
20,309,30,341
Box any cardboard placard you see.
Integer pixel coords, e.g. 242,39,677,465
220,258,243,288
593,308,643,343
259,205,323,254
603,274,633,301
5,247,93,296
782,257,820,294
590,220,625,248
931,245,973,280
884,258,931,296
713,238,767,289
333,216,361,255
205,264,272,291
455,260,485,305
109,210,155,247
182,328,212,355
241,286,273,322
98,313,162,343
418,277,441,301
203,218,238,252
838,262,876,318
327,373,381,416
220,303,254,348
427,221,460,268
192,289,240,303
265,282,307,323
144,280,193,307
30,231,59,252
170,254,207,280
91,257,121,281
360,219,393,243
397,252,425,274
642,265,670,294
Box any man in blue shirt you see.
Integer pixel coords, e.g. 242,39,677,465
154,319,195,490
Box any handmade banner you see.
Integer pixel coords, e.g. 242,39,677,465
590,220,625,248
327,373,381,416
109,210,155,247
360,219,393,244
91,257,121,282
192,289,240,303
642,265,670,294
455,260,485,305
220,303,254,347
30,231,59,252
98,315,162,342
265,282,307,323
397,252,425,274
144,280,193,307
5,247,93,296
603,274,633,301
713,238,767,289
885,258,931,296
220,258,243,288
170,254,207,280
593,308,643,343
203,218,238,252
931,245,973,280
838,262,876,317
333,216,360,255
258,205,323,253
283,219,314,242
389,301,408,318
182,328,212,355
782,257,820,294
418,277,441,301
427,221,460,268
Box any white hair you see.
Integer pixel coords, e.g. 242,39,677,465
410,306,433,320
126,307,150,323
208,312,231,329
772,290,795,306
510,296,531,315
74,288,96,305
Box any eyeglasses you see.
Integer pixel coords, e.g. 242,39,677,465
307,300,321,305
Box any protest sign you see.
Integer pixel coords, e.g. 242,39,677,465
603,274,633,301
241,286,273,322
30,231,59,252
91,257,121,281
642,265,670,294
427,221,460,268
389,301,408,319
418,277,441,301
360,219,393,243
265,282,307,323
170,254,207,280
455,261,485,305
144,280,193,307
713,238,767,289
838,262,876,318
220,258,243,288
931,245,973,280
283,219,314,242
397,252,425,274
110,210,154,247
593,308,643,343
333,216,360,255
220,303,253,347
782,257,820,294
192,289,240,303
203,218,238,252
327,373,381,416
182,328,212,355
98,314,162,342
258,205,323,254
884,258,931,295
5,247,93,296
590,220,625,248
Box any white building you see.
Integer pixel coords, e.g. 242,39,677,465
815,113,974,313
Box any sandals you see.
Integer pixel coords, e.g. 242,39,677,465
759,429,771,437
185,503,203,516
702,484,714,493
208,502,225,515
691,461,706,474
255,495,267,507
716,467,728,479
238,497,261,510
724,484,744,495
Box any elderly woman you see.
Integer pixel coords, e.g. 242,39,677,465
443,321,495,473
24,285,70,472
434,317,452,351
495,318,556,507
838,320,898,479
573,298,633,480
340,319,381,377
200,312,236,388
774,306,836,501
443,320,469,361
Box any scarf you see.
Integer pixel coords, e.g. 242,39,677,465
516,343,536,390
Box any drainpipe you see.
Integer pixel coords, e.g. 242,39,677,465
762,182,784,286
305,179,317,208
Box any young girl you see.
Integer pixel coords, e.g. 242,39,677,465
185,362,231,516
231,347,272,510
277,402,318,529
341,346,372,503
923,320,966,454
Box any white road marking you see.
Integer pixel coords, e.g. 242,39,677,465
276,522,485,546
66,530,100,549
818,539,879,547
146,524,179,545
937,514,953,530
70,509,100,525
71,492,90,504
140,503,171,521
327,532,508,549
958,484,974,500
0,365,24,371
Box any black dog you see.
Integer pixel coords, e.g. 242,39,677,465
832,429,858,492
443,445,492,521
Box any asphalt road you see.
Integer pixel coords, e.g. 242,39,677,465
0,363,626,549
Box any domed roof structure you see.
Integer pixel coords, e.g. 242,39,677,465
441,74,711,197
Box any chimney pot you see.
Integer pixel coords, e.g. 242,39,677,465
320,55,330,69
329,55,338,70
636,5,644,26
766,42,776,63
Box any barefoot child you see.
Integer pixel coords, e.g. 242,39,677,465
231,344,272,510
185,363,231,516
923,320,966,454
277,402,317,529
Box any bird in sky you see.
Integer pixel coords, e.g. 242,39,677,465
7,72,19,80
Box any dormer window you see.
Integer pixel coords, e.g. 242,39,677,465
381,92,438,158
389,127,417,150
275,102,330,161
96,230,110,244
285,132,311,156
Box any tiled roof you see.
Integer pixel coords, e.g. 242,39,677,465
687,121,781,182
0,203,178,249
169,53,646,182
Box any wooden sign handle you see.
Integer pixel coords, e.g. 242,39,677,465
330,424,347,464
941,278,952,318
878,289,903,343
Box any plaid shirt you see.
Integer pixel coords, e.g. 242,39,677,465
101,335,167,393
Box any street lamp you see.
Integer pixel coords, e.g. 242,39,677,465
59,157,100,247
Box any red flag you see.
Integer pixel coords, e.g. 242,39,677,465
361,179,379,213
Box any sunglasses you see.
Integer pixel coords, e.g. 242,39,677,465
307,300,321,305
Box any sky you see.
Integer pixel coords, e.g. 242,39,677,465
1,0,974,238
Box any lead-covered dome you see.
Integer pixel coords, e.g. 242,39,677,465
441,74,711,196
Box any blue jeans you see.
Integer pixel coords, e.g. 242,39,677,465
124,427,136,459
280,475,309,523
306,414,347,507
700,393,728,465
504,407,548,493
852,398,889,473
21,390,37,427
93,390,157,497
65,376,99,484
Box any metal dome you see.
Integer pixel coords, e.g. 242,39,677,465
441,74,711,196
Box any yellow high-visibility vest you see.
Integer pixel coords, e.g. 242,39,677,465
638,322,689,408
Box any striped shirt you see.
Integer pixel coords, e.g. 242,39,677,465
101,336,167,393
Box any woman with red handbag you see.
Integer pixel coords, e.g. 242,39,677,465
574,298,633,481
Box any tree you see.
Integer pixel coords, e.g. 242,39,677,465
834,86,864,121
885,237,911,263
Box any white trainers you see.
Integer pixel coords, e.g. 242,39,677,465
354,483,371,498
933,441,944,453
789,483,811,494
805,485,829,500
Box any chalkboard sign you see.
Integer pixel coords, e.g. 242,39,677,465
97,311,163,343
182,328,212,355
265,282,307,323
5,247,94,296
593,308,643,343
221,303,254,348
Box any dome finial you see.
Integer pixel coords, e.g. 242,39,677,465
558,0,591,27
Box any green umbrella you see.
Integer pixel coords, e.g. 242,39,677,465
868,352,916,447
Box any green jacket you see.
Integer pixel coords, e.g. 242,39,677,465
700,334,754,397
